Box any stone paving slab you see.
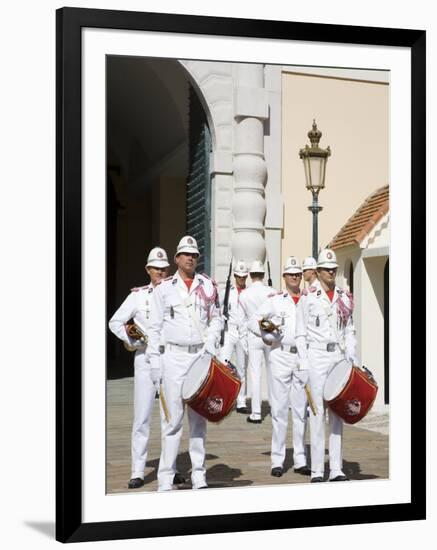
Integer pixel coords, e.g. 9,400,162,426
107,377,389,494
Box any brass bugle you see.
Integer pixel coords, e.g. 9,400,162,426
123,321,148,351
259,318,281,333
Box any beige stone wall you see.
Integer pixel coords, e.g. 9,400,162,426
281,71,389,265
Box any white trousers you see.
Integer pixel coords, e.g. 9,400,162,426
220,330,247,408
131,350,163,479
157,349,207,490
308,348,344,479
269,349,309,469
247,334,271,416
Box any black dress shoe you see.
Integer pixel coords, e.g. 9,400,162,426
330,475,350,482
246,416,262,424
173,473,185,485
128,477,144,489
236,406,249,414
310,476,324,483
294,466,311,476
271,467,283,478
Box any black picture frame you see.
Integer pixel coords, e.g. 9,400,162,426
56,7,426,543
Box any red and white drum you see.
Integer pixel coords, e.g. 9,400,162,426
182,353,241,422
323,360,378,424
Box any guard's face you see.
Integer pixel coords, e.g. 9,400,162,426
303,269,316,283
234,274,247,289
318,267,337,286
175,252,198,275
283,272,302,290
146,266,168,285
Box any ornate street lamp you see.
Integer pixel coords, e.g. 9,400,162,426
299,120,331,259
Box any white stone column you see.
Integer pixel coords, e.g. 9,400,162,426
232,64,269,266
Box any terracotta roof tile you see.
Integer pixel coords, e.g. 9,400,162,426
329,185,389,250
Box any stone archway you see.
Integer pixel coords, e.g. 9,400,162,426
179,61,271,284
179,61,235,283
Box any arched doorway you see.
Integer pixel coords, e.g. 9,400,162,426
106,56,212,378
187,85,212,275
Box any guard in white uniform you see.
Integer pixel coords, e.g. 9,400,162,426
148,236,223,491
248,256,310,477
290,257,317,411
240,260,277,423
219,260,249,413
108,247,180,489
296,249,357,482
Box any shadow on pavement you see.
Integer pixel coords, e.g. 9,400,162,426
142,451,252,489
143,451,222,486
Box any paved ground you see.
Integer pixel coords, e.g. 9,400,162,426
107,377,389,493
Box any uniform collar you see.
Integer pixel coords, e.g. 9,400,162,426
318,284,340,305
283,290,300,303
307,278,321,291
174,270,200,294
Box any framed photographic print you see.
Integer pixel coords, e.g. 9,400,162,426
56,7,426,543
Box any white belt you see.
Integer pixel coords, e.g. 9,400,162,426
166,342,203,354
308,342,340,352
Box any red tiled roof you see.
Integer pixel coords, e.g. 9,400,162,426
329,185,389,250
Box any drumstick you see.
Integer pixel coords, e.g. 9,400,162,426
160,384,170,423
305,384,317,416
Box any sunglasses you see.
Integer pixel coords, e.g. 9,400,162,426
179,253,199,258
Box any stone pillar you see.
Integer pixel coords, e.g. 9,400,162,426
232,64,269,266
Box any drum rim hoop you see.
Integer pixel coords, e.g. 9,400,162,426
325,365,378,405
183,357,240,404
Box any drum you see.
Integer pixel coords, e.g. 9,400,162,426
323,360,378,424
182,353,241,422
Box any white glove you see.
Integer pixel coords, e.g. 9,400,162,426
298,358,310,371
150,368,161,393
203,339,217,356
149,356,162,393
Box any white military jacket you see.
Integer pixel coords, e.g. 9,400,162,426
147,271,223,359
248,290,300,347
219,285,246,338
108,283,154,352
295,282,357,369
240,281,277,332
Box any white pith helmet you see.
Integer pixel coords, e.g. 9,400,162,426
175,235,199,256
302,256,318,271
146,247,170,268
317,248,338,269
234,260,249,277
249,260,265,274
282,256,302,275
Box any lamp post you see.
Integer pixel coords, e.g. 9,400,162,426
299,120,331,259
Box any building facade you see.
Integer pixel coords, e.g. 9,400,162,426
107,59,390,413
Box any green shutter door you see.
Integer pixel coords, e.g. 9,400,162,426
187,86,212,275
